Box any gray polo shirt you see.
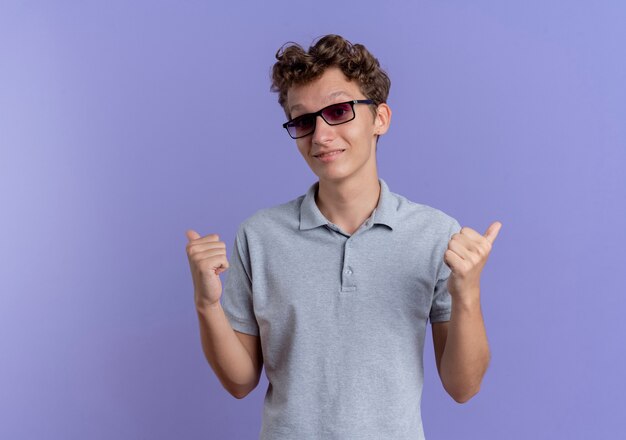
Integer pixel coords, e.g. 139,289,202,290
221,178,461,440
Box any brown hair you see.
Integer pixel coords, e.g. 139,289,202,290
270,34,391,119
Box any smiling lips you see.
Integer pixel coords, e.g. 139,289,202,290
313,149,345,164
314,149,345,158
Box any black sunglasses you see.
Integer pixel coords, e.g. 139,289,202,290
282,99,375,139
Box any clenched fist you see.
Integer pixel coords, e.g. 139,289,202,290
185,230,230,308
444,221,502,304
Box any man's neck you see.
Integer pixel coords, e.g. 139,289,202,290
315,173,381,235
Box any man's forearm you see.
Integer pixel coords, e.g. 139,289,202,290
196,301,259,398
440,290,490,403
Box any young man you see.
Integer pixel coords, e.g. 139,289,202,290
186,34,501,439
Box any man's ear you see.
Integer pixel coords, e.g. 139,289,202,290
374,103,392,135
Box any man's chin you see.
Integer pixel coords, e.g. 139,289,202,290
314,170,353,184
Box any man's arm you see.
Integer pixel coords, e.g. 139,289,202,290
432,296,490,403
432,221,500,403
196,302,263,399
187,230,263,399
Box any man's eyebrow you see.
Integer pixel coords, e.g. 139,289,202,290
326,90,350,101
289,91,351,115
289,103,303,114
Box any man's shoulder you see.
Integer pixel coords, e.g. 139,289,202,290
237,192,305,236
391,189,460,230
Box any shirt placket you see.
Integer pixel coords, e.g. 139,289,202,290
327,217,373,294
341,236,356,293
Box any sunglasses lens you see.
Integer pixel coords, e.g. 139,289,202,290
284,101,361,138
287,115,315,138
322,102,353,123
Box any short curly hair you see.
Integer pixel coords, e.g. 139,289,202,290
270,34,391,119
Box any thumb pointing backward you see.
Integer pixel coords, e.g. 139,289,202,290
186,229,201,242
483,221,502,245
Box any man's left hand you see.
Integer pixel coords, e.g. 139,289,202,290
444,221,502,303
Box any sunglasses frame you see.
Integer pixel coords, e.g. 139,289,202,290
282,99,375,139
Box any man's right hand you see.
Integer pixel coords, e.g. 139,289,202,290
185,230,229,308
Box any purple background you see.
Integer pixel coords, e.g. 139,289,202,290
1,1,625,439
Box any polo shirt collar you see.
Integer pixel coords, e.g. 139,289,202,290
299,178,396,231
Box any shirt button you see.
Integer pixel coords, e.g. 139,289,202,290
345,269,352,275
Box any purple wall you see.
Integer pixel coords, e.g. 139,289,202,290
1,1,625,438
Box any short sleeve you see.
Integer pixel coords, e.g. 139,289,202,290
220,227,260,336
429,218,462,323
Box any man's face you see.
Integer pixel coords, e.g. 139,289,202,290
285,67,390,184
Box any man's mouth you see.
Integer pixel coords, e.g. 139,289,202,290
314,149,345,158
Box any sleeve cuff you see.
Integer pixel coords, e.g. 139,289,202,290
223,308,260,336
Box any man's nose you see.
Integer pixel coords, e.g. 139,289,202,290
311,114,335,142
